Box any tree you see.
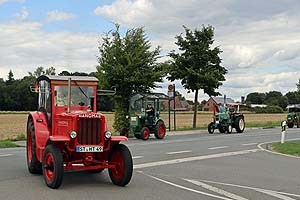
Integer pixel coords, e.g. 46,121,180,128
97,25,164,131
6,70,15,85
168,25,227,128
245,92,266,104
29,66,56,77
297,79,300,92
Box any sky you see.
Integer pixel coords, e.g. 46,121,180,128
0,0,300,102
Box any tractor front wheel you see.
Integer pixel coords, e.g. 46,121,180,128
235,117,245,133
42,144,64,189
108,144,133,186
208,122,215,134
287,122,294,128
27,118,42,174
141,127,150,140
226,125,233,134
218,126,226,133
155,121,166,139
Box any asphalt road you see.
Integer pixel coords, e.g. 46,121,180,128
1,127,300,200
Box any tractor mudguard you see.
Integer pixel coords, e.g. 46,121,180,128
29,111,51,162
111,136,128,141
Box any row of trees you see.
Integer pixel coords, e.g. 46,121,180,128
245,81,300,110
0,67,97,111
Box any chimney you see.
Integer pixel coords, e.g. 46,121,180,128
241,96,245,104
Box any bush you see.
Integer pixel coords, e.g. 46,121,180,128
254,106,284,113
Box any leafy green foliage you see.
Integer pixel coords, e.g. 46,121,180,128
254,106,284,113
0,140,18,148
97,25,165,131
168,25,227,128
245,92,266,104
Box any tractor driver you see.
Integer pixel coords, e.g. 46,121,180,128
218,103,226,113
146,104,155,126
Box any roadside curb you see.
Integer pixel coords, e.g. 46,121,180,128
257,139,300,159
13,140,26,147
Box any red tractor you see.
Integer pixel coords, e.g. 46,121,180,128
26,75,133,189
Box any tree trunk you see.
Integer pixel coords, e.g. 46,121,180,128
193,89,199,128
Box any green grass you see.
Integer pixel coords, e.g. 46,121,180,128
246,121,281,129
0,140,19,148
272,142,300,156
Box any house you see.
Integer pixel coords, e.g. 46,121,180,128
202,96,235,112
163,96,193,111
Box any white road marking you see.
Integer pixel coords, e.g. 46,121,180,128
255,189,296,200
166,150,191,155
132,156,144,159
257,138,300,159
197,179,300,198
184,179,248,200
139,172,232,200
241,143,257,146
134,149,261,169
0,154,13,157
208,146,228,150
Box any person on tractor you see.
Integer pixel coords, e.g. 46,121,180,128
218,103,226,113
146,103,155,126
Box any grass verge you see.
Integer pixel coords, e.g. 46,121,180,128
0,140,19,148
272,142,300,156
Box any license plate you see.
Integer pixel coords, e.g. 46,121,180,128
131,117,136,122
76,146,103,152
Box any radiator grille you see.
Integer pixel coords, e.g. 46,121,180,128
77,118,101,145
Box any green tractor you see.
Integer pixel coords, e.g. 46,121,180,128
286,104,300,128
122,93,168,140
208,105,245,134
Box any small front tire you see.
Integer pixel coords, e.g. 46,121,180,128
108,144,133,186
141,127,150,140
208,122,215,134
155,121,166,139
42,144,64,189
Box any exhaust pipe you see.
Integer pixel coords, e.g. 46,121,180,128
67,78,71,113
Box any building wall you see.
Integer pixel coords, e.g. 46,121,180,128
202,98,217,112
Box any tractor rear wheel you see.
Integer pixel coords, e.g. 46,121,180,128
120,127,129,137
134,134,141,139
42,144,64,189
108,144,133,186
218,126,226,133
141,127,150,140
155,121,166,139
26,118,42,174
235,117,245,133
208,122,214,134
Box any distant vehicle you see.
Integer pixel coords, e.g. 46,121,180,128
27,75,133,189
208,104,245,134
121,93,168,140
286,104,300,128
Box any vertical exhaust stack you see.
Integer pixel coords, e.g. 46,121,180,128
67,77,71,113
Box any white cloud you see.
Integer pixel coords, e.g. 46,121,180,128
15,6,29,21
0,22,100,79
94,0,300,100
0,0,24,4
47,10,76,22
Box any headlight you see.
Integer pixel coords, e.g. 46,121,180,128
69,131,77,139
105,131,112,139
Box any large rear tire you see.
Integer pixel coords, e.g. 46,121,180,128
208,122,215,134
108,144,133,186
27,118,42,174
42,144,64,189
235,117,245,133
154,121,166,139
